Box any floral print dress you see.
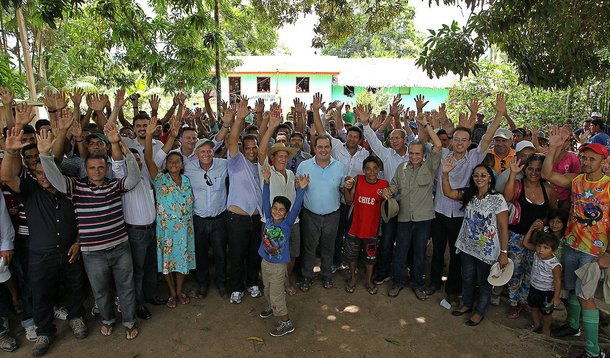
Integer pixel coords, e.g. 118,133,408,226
153,173,195,274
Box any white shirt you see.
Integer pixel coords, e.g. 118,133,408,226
111,159,156,225
329,133,369,178
363,124,409,182
124,137,163,182
184,158,228,218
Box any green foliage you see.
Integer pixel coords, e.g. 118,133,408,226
321,5,423,58
418,0,610,89
0,53,28,96
355,88,393,114
446,59,603,129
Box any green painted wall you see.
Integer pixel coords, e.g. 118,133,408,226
331,85,450,108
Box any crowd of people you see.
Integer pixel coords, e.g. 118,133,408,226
0,86,608,358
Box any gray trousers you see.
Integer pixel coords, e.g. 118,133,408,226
300,209,340,280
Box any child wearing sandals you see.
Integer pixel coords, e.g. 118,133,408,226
258,165,308,337
342,156,388,295
523,219,562,336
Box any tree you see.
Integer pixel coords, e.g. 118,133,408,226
417,0,610,89
321,6,423,58
446,58,604,128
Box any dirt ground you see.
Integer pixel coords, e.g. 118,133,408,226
7,263,593,358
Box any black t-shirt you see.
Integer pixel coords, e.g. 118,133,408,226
14,176,78,251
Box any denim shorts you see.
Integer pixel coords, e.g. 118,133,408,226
563,245,596,294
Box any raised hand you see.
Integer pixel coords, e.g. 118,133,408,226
202,89,213,100
43,89,67,111
531,219,544,231
548,125,568,148
175,92,187,106
149,94,160,111
354,104,372,125
509,156,524,173
269,107,281,128
70,118,83,139
236,96,250,120
371,114,384,130
104,121,121,144
146,117,158,137
36,129,55,155
262,164,271,183
70,87,84,108
222,103,236,125
0,87,14,106
14,103,35,127
169,116,181,138
415,113,429,127
57,108,74,131
414,94,429,113
114,88,127,109
438,103,448,119
297,174,310,189
87,93,108,112
442,156,456,174
254,98,265,113
491,93,507,116
311,92,324,112
466,99,481,115
458,112,473,129
4,127,26,151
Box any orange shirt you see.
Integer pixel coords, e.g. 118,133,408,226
488,148,516,173
565,174,610,257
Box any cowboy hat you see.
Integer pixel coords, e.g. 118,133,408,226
268,143,297,160
381,198,399,224
487,258,514,286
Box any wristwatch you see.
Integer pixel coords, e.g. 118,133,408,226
500,249,508,254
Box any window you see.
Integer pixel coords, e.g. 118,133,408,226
343,86,354,97
229,77,241,98
399,86,411,95
257,77,271,93
296,77,310,93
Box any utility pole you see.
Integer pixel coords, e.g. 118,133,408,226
214,0,221,116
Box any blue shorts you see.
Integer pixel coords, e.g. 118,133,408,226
563,245,596,295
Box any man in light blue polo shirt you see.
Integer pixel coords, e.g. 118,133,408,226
296,134,346,291
185,138,229,300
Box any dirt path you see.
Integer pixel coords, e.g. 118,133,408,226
8,271,569,357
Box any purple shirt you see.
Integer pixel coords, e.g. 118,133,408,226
227,151,262,215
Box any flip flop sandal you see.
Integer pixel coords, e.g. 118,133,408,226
178,293,190,305
366,285,378,295
166,296,177,309
125,323,138,340
100,323,113,336
285,286,297,296
345,282,356,294
506,305,522,319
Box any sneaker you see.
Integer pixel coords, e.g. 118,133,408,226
388,284,403,298
31,335,51,357
424,285,440,296
374,276,391,285
247,286,262,298
551,324,581,338
68,318,88,340
230,291,244,304
413,288,427,301
581,350,606,358
114,297,121,313
490,294,500,306
259,307,273,319
0,332,17,352
53,307,68,321
25,324,37,342
270,320,294,337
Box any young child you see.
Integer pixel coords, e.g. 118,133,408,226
258,165,308,337
523,220,562,336
342,156,388,295
545,208,568,265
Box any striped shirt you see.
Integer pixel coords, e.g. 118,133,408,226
65,177,129,251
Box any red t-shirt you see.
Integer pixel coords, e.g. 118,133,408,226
348,175,388,238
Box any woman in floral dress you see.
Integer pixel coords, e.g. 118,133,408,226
144,117,195,308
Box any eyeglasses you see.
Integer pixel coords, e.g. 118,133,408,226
204,172,213,186
472,174,490,179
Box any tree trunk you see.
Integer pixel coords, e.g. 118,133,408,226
35,29,45,80
16,6,38,120
15,7,37,102
214,0,221,117
0,10,7,55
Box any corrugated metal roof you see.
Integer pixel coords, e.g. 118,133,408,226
227,56,459,89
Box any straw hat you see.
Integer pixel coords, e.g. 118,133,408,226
381,198,399,223
268,143,297,159
487,258,515,286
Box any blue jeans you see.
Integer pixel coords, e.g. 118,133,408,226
393,220,431,288
194,213,228,289
82,241,136,327
461,252,493,317
563,245,596,293
375,217,398,280
126,224,157,308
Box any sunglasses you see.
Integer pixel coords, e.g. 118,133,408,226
204,173,213,186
